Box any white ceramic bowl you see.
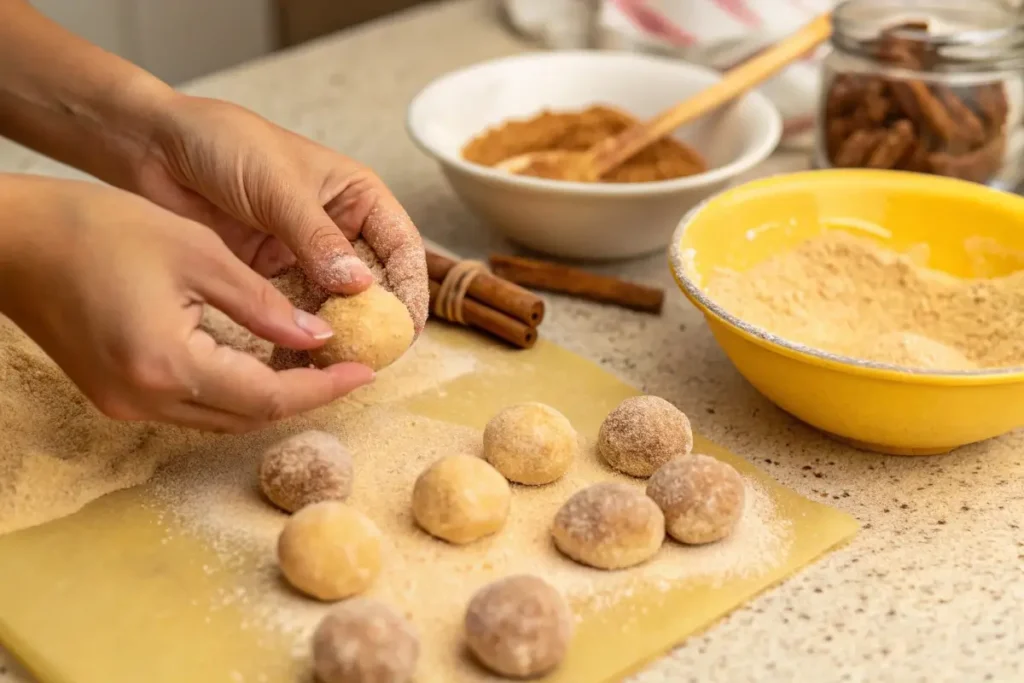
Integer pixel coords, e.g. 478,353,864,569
407,51,782,260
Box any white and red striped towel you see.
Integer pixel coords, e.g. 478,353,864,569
599,0,837,147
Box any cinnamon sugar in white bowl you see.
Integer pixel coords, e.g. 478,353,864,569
406,51,781,261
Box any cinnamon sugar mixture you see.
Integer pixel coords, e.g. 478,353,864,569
462,105,707,183
704,231,1024,371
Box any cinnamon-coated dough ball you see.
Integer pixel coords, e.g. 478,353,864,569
464,575,574,678
278,502,382,601
646,455,745,545
310,284,414,372
259,430,353,513
552,482,664,570
312,598,420,683
483,402,577,485
412,454,511,545
598,396,693,478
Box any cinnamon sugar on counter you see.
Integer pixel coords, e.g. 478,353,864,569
704,231,1024,371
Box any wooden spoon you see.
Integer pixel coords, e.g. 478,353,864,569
498,14,833,182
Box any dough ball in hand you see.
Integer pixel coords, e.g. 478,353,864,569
646,455,745,545
311,284,415,372
259,431,353,513
278,501,382,601
598,396,693,477
464,575,573,678
483,402,577,485
552,482,664,570
412,454,510,545
312,598,419,683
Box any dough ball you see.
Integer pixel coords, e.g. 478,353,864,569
646,455,745,545
310,284,415,372
483,403,577,485
312,598,419,683
412,454,510,545
598,396,693,477
464,575,573,678
278,501,382,601
552,482,664,570
260,430,353,513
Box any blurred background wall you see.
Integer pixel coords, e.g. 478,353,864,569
29,0,437,85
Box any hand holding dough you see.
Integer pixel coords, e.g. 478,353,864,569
311,284,415,371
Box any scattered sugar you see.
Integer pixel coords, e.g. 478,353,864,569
0,308,787,681
149,401,790,679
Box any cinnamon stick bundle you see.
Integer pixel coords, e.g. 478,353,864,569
428,279,537,349
489,254,665,314
426,250,545,326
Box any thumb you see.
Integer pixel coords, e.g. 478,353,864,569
194,246,336,351
271,200,375,294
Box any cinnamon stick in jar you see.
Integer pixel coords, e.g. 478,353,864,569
428,279,537,349
489,254,665,314
426,250,545,327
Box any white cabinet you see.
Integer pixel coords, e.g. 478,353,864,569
29,0,277,85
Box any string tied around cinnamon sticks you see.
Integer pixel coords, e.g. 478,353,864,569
432,259,488,325
426,250,544,349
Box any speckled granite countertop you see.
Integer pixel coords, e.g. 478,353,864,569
1,1,1022,682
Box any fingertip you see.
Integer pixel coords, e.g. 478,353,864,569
314,253,375,294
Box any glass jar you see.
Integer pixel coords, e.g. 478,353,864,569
814,0,1024,190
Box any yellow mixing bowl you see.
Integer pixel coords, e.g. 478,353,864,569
669,169,1024,455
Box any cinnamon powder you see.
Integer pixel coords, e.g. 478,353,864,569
461,105,707,183
703,231,1024,371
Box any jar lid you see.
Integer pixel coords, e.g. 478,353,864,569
833,0,1024,72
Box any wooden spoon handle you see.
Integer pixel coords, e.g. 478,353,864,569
585,13,833,179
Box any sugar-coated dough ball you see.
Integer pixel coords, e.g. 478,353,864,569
552,482,664,570
412,454,511,545
259,430,353,513
312,598,419,683
278,502,382,601
465,575,574,678
483,402,577,485
310,284,415,372
598,396,693,477
646,455,745,545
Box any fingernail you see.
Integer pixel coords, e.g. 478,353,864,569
294,309,334,339
321,253,373,289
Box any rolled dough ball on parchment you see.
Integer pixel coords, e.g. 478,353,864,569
464,575,574,679
310,284,415,372
598,396,693,478
278,501,382,601
412,454,511,545
647,455,745,545
312,598,420,683
483,402,577,485
259,430,353,513
552,482,664,570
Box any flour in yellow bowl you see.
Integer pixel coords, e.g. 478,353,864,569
703,230,1024,372
670,169,1024,454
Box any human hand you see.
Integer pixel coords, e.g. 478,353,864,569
0,176,375,432
133,94,429,334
